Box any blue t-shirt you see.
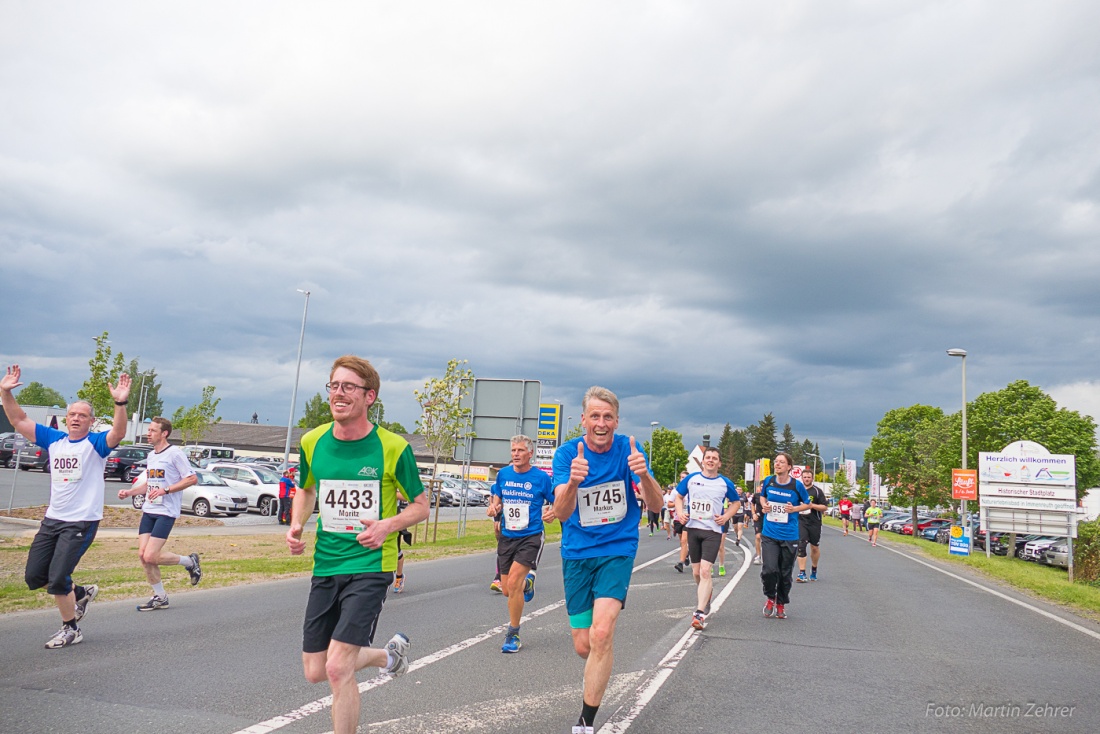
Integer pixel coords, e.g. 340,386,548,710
552,435,647,560
760,475,810,542
491,464,555,538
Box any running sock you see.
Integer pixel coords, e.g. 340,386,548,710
179,556,194,569
507,625,520,637
580,701,600,728
811,567,817,574
386,650,397,670
152,582,166,598
63,618,77,629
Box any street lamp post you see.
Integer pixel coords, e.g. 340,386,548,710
649,421,659,475
947,348,969,550
283,290,311,471
134,371,152,442
805,452,822,478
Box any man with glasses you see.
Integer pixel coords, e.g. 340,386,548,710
758,453,810,619
286,355,429,734
553,386,664,734
1,364,131,649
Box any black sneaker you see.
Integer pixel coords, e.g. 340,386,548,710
188,553,202,586
136,595,169,612
74,583,99,622
674,562,684,573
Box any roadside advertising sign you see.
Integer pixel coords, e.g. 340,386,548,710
538,403,561,443
948,524,971,556
978,452,1076,486
745,463,755,481
951,469,978,500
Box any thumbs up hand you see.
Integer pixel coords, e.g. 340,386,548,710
627,435,648,476
570,440,589,486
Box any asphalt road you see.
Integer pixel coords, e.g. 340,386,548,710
2,524,1099,733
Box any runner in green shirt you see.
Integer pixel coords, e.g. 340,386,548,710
286,355,429,734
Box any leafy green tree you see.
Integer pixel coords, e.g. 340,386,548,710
865,404,953,531
15,382,67,407
415,359,474,541
368,398,408,434
747,413,778,462
562,422,585,441
298,392,333,429
960,380,1100,492
77,331,126,418
718,423,749,481
171,386,222,446
647,427,689,487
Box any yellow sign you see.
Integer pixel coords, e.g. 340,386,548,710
538,403,561,440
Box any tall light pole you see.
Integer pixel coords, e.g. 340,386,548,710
283,289,311,470
805,452,822,478
947,348,969,547
134,371,152,442
649,421,660,473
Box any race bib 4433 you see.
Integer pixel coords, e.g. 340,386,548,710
319,480,381,533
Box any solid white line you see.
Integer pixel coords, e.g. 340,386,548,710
599,536,753,734
233,544,685,734
865,533,1100,642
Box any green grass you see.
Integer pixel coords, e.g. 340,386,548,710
823,516,1100,619
0,518,562,615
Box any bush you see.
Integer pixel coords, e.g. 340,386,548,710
1074,519,1100,581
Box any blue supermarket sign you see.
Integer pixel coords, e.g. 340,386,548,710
948,524,971,556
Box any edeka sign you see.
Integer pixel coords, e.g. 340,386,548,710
949,524,971,556
952,469,978,500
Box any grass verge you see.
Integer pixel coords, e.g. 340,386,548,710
823,516,1100,621
0,515,561,615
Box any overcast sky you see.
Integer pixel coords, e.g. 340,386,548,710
3,1,1099,465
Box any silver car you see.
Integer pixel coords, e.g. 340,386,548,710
131,469,249,517
207,462,283,515
1039,543,1070,568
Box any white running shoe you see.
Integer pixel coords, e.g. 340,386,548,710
384,633,411,676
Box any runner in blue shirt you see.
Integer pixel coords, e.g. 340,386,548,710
488,434,556,653
552,387,664,734
759,452,811,620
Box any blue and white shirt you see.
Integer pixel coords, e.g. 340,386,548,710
676,472,741,533
491,465,555,539
760,475,810,542
35,425,112,522
552,435,648,560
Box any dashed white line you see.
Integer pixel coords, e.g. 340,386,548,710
233,545,687,734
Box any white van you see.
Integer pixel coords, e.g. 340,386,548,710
186,445,236,464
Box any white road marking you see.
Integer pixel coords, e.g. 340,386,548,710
233,545,686,734
598,536,753,734
857,529,1100,643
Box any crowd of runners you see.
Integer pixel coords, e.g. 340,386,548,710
3,357,843,734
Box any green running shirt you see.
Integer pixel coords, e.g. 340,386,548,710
299,423,424,575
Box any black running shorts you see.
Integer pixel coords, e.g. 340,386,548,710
686,527,723,564
497,532,545,576
302,572,392,653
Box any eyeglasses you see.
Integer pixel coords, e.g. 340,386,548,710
325,382,370,395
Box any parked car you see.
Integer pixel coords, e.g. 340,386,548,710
464,480,493,505
207,462,282,515
436,480,465,507
1,435,29,468
1040,542,1070,568
1021,536,1062,562
131,469,250,517
17,443,50,472
103,446,152,481
125,458,148,483
884,514,931,533
902,518,950,536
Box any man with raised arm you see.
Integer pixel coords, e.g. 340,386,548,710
1,364,130,649
552,386,664,734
